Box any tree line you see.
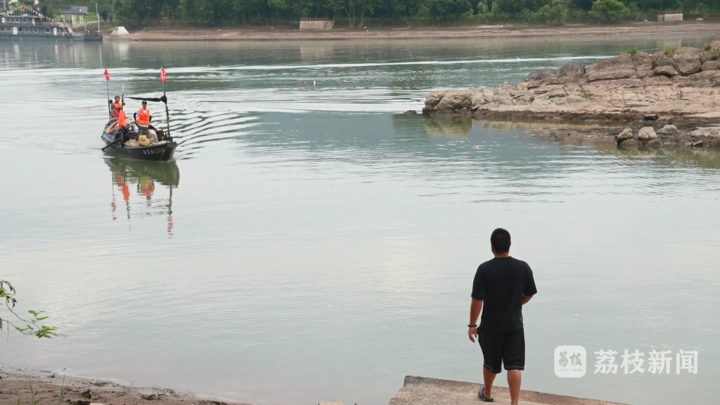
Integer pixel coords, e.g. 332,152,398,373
38,0,720,26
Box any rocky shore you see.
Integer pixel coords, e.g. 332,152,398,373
423,42,720,149
0,367,249,405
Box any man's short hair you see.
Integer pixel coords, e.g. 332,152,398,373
491,228,511,253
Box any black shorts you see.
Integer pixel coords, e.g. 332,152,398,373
478,327,525,374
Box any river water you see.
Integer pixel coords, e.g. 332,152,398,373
1,33,719,405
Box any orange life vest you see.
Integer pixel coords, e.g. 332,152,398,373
114,102,122,110
137,107,151,126
118,110,127,128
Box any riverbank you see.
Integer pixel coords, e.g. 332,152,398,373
422,41,720,149
110,20,720,41
0,367,249,405
0,369,624,405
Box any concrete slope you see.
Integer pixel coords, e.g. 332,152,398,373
389,376,626,405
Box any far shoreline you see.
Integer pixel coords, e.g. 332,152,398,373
108,20,720,42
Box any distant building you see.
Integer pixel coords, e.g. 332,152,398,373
60,6,88,28
299,18,334,30
658,10,683,22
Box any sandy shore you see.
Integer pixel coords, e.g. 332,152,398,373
110,21,720,41
0,367,249,405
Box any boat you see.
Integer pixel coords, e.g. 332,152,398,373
101,121,178,162
0,12,102,42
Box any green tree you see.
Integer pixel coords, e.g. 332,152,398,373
589,0,629,21
0,280,57,339
427,0,474,19
540,0,567,24
328,0,379,27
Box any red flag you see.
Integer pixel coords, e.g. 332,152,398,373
160,68,167,83
104,68,110,82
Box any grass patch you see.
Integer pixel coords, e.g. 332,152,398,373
712,54,720,61
704,40,713,51
628,48,637,56
662,46,676,55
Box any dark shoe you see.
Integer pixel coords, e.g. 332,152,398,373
478,387,494,402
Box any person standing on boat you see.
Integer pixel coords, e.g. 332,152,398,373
135,100,152,136
112,96,124,118
115,104,129,140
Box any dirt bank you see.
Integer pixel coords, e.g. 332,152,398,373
110,21,720,41
0,367,249,405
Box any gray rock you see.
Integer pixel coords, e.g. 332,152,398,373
638,127,658,140
645,138,662,148
702,60,719,71
654,66,679,77
677,61,702,76
470,90,486,109
587,54,637,82
435,90,472,110
673,47,703,76
658,124,678,135
616,128,635,142
524,69,555,88
652,51,677,69
619,139,640,148
425,91,447,110
711,76,720,87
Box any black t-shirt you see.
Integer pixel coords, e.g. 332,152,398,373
471,257,537,332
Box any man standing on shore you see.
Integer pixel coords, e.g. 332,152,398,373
468,228,537,405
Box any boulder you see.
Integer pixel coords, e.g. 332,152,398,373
653,66,679,77
619,138,640,148
616,128,635,142
652,51,677,69
549,64,587,84
524,69,555,88
632,52,653,78
425,91,447,110
711,76,720,87
435,90,472,110
637,127,658,141
673,47,703,76
658,124,678,135
481,88,495,104
587,54,637,82
645,138,662,148
702,60,719,71
470,89,486,109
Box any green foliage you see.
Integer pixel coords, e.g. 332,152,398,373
589,0,630,21
662,45,676,54
0,280,57,340
104,0,676,27
712,54,720,60
704,40,712,51
628,48,637,55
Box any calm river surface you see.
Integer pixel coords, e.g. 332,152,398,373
1,33,719,405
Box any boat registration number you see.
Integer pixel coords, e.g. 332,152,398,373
143,149,164,155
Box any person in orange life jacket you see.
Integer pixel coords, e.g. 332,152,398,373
114,104,129,141
134,100,152,136
112,96,124,118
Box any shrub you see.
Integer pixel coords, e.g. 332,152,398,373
712,54,720,61
704,40,712,51
589,0,630,22
662,45,677,55
628,48,637,56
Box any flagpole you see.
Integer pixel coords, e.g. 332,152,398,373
105,66,111,118
161,67,171,138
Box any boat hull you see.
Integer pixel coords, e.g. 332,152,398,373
101,132,177,162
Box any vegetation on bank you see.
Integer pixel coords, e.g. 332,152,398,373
0,280,57,339
8,0,720,27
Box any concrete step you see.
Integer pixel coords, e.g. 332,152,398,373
389,376,625,405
